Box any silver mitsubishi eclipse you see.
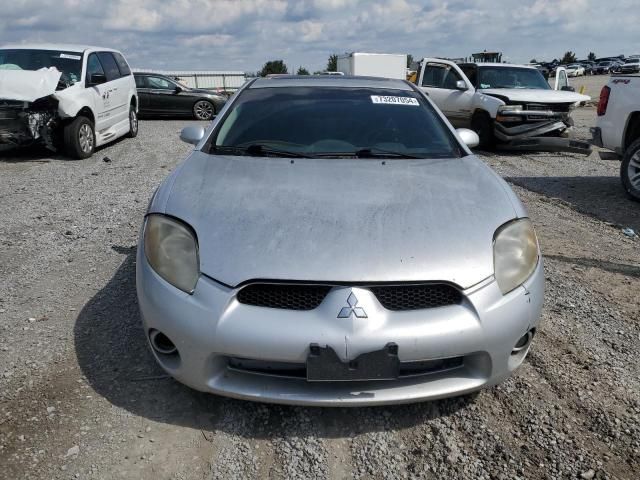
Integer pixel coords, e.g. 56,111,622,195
136,75,544,406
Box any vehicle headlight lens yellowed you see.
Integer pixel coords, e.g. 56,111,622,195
493,218,539,295
144,214,199,293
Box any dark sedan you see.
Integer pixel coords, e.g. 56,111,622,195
134,73,227,120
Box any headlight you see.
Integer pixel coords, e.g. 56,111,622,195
143,214,199,293
498,105,523,113
493,218,539,295
496,105,524,122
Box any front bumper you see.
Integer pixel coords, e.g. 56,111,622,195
136,248,544,406
493,117,592,155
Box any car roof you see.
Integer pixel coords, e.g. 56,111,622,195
249,75,413,90
0,43,121,54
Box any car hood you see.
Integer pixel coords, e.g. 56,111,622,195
0,68,62,102
163,152,520,289
480,88,590,103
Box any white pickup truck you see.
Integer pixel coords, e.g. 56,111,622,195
591,75,640,200
414,58,591,154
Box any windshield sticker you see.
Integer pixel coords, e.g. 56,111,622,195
480,83,491,89
59,54,81,60
370,95,419,106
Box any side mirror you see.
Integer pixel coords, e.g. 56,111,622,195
456,128,479,148
561,85,575,92
180,126,205,145
455,80,468,91
89,73,107,85
174,85,184,93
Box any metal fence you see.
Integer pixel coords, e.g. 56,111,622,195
133,69,247,92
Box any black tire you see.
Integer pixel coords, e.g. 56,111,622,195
193,100,215,120
126,105,138,138
63,116,95,159
621,138,640,201
471,111,495,150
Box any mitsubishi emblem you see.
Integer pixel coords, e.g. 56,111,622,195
338,292,367,319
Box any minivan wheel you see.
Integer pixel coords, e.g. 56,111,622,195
621,139,640,201
127,106,138,138
64,116,95,159
193,100,215,120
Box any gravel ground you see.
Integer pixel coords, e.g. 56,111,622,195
0,108,639,480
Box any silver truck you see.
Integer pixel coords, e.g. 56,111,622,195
414,58,591,154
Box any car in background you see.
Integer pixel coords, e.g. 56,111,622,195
592,75,640,200
136,75,544,406
134,72,227,120
620,58,640,74
595,61,615,75
0,43,138,159
565,64,585,77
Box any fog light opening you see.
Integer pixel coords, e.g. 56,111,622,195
149,329,178,355
511,328,535,355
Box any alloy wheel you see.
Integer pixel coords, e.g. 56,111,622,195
194,101,214,120
79,124,94,154
628,151,640,190
130,109,138,134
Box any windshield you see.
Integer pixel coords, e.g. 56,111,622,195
211,86,463,159
0,49,82,86
626,59,640,64
477,66,550,90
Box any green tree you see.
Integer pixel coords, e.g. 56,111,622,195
259,60,288,77
587,52,597,61
560,51,577,64
326,54,338,72
296,66,310,75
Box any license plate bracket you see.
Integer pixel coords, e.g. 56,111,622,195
306,343,400,382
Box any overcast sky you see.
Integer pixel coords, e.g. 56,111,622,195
1,0,637,73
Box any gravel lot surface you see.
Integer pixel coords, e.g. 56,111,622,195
1,107,639,480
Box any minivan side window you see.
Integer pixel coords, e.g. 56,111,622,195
421,63,463,89
97,52,121,82
113,52,132,76
86,53,105,83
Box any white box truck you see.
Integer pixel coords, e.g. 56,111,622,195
336,52,407,80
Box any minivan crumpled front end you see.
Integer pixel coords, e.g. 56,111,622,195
0,68,63,150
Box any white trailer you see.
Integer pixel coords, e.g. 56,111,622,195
336,52,407,80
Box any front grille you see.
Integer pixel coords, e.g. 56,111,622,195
236,283,462,311
236,283,331,310
370,284,461,311
227,356,465,380
526,102,572,113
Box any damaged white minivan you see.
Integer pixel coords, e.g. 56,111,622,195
0,44,138,159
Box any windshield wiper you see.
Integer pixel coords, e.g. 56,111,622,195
354,148,424,159
213,144,312,158
312,148,423,159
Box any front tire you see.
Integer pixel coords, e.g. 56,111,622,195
64,116,95,159
621,139,640,201
193,100,215,121
126,106,138,138
471,111,495,150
